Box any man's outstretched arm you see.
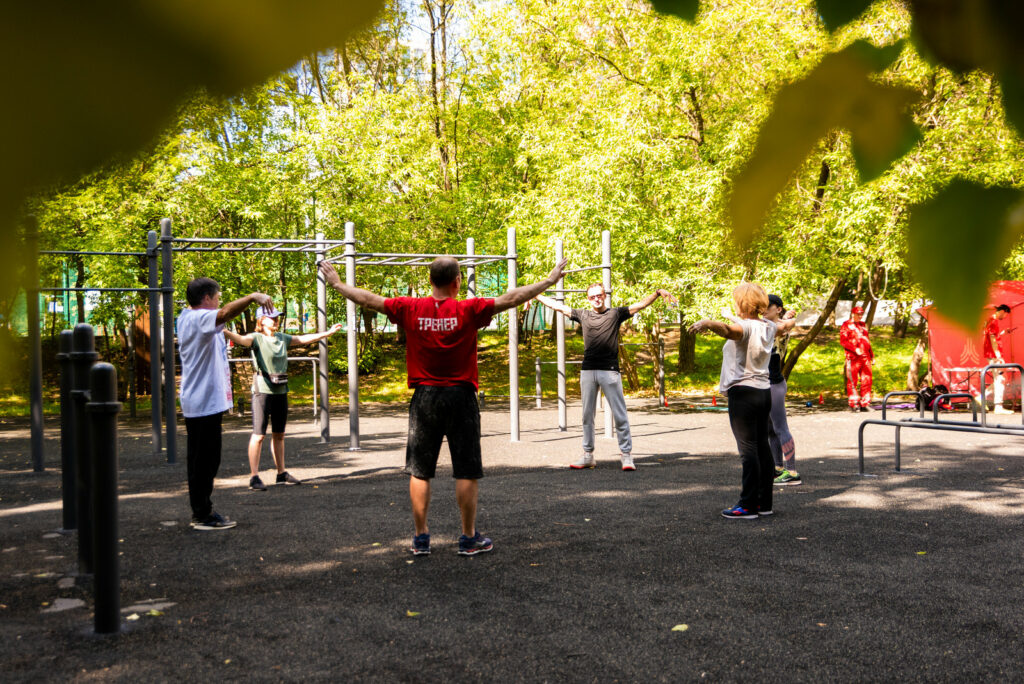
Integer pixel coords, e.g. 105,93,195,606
493,259,568,314
216,292,272,326
628,289,676,315
533,293,573,318
318,261,388,313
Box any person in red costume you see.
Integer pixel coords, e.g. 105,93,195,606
983,303,1013,414
840,305,874,412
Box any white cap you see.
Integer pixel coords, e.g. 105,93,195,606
258,304,283,320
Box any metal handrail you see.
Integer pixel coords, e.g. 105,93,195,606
978,362,1024,427
880,390,923,421
858,417,1024,474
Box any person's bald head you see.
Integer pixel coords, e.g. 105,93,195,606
429,257,461,288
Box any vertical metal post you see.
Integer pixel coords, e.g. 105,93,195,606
602,230,613,440
147,231,161,457
895,425,902,472
555,239,567,432
27,218,44,472
508,226,520,442
159,219,176,464
87,363,121,635
535,357,542,409
344,222,360,450
659,339,666,407
71,324,98,575
315,231,330,442
466,237,476,298
57,331,76,531
126,321,136,419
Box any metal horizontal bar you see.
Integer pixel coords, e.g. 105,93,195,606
228,357,320,363
173,237,344,245
354,252,514,260
561,264,608,275
36,287,163,293
40,250,149,257
536,360,583,365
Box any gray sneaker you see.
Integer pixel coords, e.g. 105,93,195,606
570,453,595,469
620,453,636,471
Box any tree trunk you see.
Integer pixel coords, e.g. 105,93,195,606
907,335,928,390
618,346,639,391
75,256,86,324
782,276,847,379
361,307,375,338
644,320,663,398
677,313,696,373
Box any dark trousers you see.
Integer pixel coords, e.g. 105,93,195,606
185,412,223,519
727,386,774,512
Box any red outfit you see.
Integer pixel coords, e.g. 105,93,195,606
840,319,874,409
383,296,495,388
983,315,1004,360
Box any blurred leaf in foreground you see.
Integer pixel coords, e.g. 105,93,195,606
907,180,1024,328
0,1,384,225
909,0,1024,136
729,40,921,244
648,0,701,22
815,0,876,32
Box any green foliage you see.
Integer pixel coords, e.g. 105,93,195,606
328,333,384,376
730,40,921,245
908,181,1024,327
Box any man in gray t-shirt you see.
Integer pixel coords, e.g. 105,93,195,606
534,282,675,470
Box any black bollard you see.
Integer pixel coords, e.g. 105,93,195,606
87,363,122,635
57,330,77,532
71,324,98,576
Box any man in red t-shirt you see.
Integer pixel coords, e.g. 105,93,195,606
319,255,567,556
840,305,874,412
984,304,1012,414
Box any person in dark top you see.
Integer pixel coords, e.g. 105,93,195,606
318,255,567,556
763,295,800,485
534,282,675,470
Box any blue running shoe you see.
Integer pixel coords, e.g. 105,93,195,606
721,505,757,520
411,533,431,556
457,531,493,556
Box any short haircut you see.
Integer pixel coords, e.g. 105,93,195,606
732,282,769,317
586,283,605,295
186,277,220,306
996,304,1011,313
429,257,461,288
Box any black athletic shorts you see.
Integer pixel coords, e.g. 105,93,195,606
406,384,483,480
252,392,288,435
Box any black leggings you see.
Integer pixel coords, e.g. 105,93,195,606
726,386,774,512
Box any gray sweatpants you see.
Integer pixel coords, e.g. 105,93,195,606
581,370,632,454
767,380,795,470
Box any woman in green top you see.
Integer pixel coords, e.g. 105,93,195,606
225,305,342,491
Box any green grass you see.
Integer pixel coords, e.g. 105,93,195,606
1,327,927,417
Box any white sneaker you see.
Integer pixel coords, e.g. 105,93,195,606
620,454,636,471
570,453,595,469
994,406,1014,415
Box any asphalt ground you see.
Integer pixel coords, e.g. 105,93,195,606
2,400,1023,682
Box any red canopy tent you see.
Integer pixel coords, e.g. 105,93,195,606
918,281,1024,402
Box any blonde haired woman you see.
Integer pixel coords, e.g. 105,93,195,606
690,283,777,519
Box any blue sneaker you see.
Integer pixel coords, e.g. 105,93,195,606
721,505,757,520
457,531,493,556
410,533,431,556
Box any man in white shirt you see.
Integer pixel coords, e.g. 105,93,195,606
178,277,271,530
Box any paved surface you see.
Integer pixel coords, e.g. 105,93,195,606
2,400,1023,681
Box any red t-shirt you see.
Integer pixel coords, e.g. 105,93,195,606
983,315,1003,359
383,296,496,388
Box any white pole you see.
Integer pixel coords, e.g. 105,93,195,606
556,238,567,431
315,230,330,443
466,237,476,298
602,229,613,440
345,221,360,450
508,226,519,442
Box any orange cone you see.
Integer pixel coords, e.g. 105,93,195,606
711,396,717,406
818,392,824,405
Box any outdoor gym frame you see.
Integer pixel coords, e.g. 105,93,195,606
27,218,531,470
